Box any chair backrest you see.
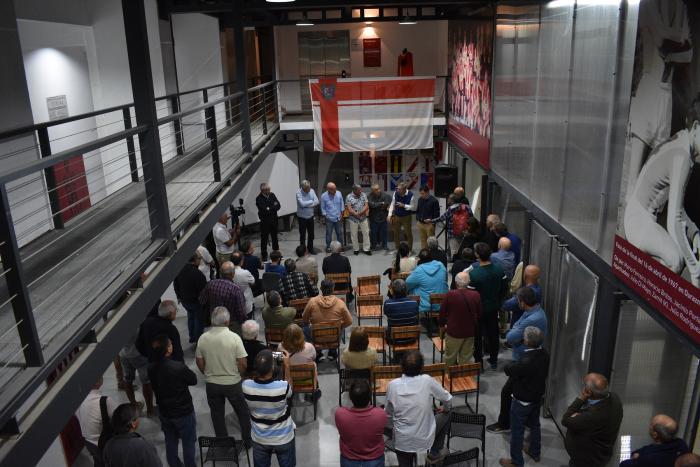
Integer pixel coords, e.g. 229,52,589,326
198,436,237,449
442,447,480,466
449,413,486,441
357,275,381,296
364,326,386,344
357,295,383,317
407,295,421,306
423,363,446,387
264,327,285,348
429,293,446,306
340,367,372,387
311,321,341,350
390,325,420,347
288,297,310,320
262,272,281,292
448,363,481,393
309,271,319,284
290,363,317,393
372,365,402,385
325,272,351,293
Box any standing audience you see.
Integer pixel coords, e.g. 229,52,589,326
427,236,448,267
231,251,255,319
199,261,247,333
120,335,155,417
173,252,207,343
136,300,184,363
296,180,319,254
321,182,345,253
103,404,162,467
494,221,522,264
76,377,116,467
503,265,541,325
256,182,281,262
346,184,372,255
213,211,239,266
367,184,392,251
242,240,263,297
388,182,416,252
438,271,481,365
416,185,440,250
491,236,516,280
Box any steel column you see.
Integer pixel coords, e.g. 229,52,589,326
233,0,252,154
169,96,185,155
261,88,268,135
122,0,172,241
0,185,43,367
122,107,139,182
587,279,623,377
36,128,64,229
203,89,221,181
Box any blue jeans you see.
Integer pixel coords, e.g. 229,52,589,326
160,411,197,467
181,302,204,343
510,400,541,466
253,439,296,467
370,220,388,248
325,219,343,247
341,455,385,467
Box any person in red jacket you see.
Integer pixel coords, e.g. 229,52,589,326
438,271,481,365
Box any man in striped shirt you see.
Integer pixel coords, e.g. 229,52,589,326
242,350,296,467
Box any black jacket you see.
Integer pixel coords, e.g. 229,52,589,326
562,392,623,467
256,192,281,222
147,358,197,418
136,316,184,362
416,195,440,222
619,438,689,467
322,253,352,275
103,432,163,467
173,263,207,304
504,348,549,402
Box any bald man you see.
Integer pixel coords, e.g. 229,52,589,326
321,182,345,253
452,186,470,206
676,453,700,467
562,373,623,467
620,414,688,467
503,265,541,326
490,237,515,279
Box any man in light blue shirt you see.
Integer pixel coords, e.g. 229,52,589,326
321,182,344,253
296,180,319,254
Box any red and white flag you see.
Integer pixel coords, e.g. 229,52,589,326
309,77,435,153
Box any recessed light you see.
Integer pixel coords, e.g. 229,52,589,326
399,16,417,25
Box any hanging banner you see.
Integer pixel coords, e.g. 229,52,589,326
309,77,435,153
363,38,381,67
447,20,493,169
612,0,700,344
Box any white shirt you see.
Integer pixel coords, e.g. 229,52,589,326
213,222,234,254
197,245,214,281
233,266,255,313
76,390,116,445
386,374,452,452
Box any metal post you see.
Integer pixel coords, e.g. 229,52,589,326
203,89,221,181
169,96,184,155
233,0,252,154
223,83,233,127
261,88,268,135
36,128,64,229
587,280,623,376
0,185,43,367
122,0,172,241
122,107,139,182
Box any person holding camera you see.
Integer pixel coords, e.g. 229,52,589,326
256,183,281,262
213,211,241,267
242,349,296,467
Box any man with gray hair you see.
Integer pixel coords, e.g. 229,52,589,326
561,373,623,467
199,261,247,334
321,182,345,253
322,240,353,301
279,258,318,305
296,180,319,254
136,299,184,363
241,320,267,377
620,414,689,467
195,307,252,445
498,326,549,467
438,271,481,365
256,182,281,262
346,184,371,255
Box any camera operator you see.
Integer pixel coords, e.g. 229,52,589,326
256,183,281,262
213,210,241,267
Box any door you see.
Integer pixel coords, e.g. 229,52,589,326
298,30,351,112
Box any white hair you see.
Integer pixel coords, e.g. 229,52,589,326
524,326,544,348
427,236,438,249
330,240,343,254
211,307,230,326
260,182,269,190
158,300,177,318
455,271,470,289
241,320,259,340
301,180,310,188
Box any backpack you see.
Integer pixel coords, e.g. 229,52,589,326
451,204,471,236
97,396,114,451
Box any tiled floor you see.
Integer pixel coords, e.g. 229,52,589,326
75,223,570,466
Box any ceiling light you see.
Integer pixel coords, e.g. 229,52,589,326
267,0,295,3
399,16,417,25
296,12,314,26
365,21,373,25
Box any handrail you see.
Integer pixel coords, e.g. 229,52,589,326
156,91,245,126
154,79,237,102
247,81,275,93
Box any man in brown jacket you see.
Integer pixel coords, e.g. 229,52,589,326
302,279,353,361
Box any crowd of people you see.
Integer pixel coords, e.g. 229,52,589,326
73,179,700,467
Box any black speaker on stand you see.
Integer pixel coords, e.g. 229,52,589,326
434,164,458,198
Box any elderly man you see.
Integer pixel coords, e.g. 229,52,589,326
321,182,345,253
195,307,251,445
676,454,700,467
302,279,353,361
438,271,481,365
427,235,448,267
484,214,501,252
499,327,550,467
256,182,281,261
322,240,353,300
503,265,541,326
213,211,241,266
452,186,470,206
76,377,116,467
388,182,417,252
562,373,623,467
241,320,267,376
416,185,440,250
174,252,208,343
279,258,318,305
103,404,162,467
491,237,516,280
384,279,420,344
262,290,296,331
296,180,319,254
295,244,318,284
346,184,372,255
368,184,392,251
494,221,522,264
385,350,452,466
621,414,689,467
136,300,184,363
199,261,247,334
405,249,448,319
231,251,255,319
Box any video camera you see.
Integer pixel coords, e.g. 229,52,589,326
230,198,245,227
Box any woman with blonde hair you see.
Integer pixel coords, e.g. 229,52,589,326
341,327,377,370
278,323,316,365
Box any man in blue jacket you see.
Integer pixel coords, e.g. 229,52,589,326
406,249,448,320
620,414,688,467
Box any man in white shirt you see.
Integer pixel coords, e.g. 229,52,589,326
197,245,215,281
385,350,452,466
231,251,255,319
76,376,116,467
213,211,241,267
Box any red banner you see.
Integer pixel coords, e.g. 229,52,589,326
448,119,490,169
363,38,381,67
613,236,700,344
53,155,91,222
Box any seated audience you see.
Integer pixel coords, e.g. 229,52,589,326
384,279,420,343
385,350,452,466
231,251,255,319
265,250,286,277
148,335,198,467
262,290,296,331
438,272,481,365
427,236,448,267
405,249,448,315
295,244,318,284
494,221,522,264
76,376,116,467
391,242,418,275
491,236,516,280
301,279,353,361
102,403,163,467
279,258,318,305
620,414,689,467
676,454,700,467
322,240,354,299
335,380,387,467
241,320,267,376
199,261,247,334
341,327,377,370
279,323,317,365
242,240,263,296
450,247,476,289
136,300,184,363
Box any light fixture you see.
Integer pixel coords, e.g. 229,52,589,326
267,0,295,3
399,16,417,25
296,12,314,26
365,21,373,25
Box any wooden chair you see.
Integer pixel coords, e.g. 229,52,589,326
290,363,319,420
364,326,387,365
371,365,402,405
198,436,250,467
288,297,310,325
427,293,446,337
356,275,381,297
264,327,285,350
308,271,319,286
388,325,420,362
356,295,383,326
447,413,486,466
407,295,421,307
432,328,445,363
423,363,447,389
324,272,352,295
311,321,342,372
447,363,481,413
389,271,411,281
338,368,372,406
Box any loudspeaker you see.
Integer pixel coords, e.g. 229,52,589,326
434,164,458,197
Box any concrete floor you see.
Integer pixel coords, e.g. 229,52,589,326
75,222,570,467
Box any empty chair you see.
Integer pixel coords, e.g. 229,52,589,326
198,436,250,467
356,295,384,326
388,325,420,363
447,413,486,467
447,363,481,413
371,365,402,405
364,326,387,365
423,363,447,390
261,272,281,304
356,275,381,297
441,447,480,466
288,297,310,325
428,293,446,337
